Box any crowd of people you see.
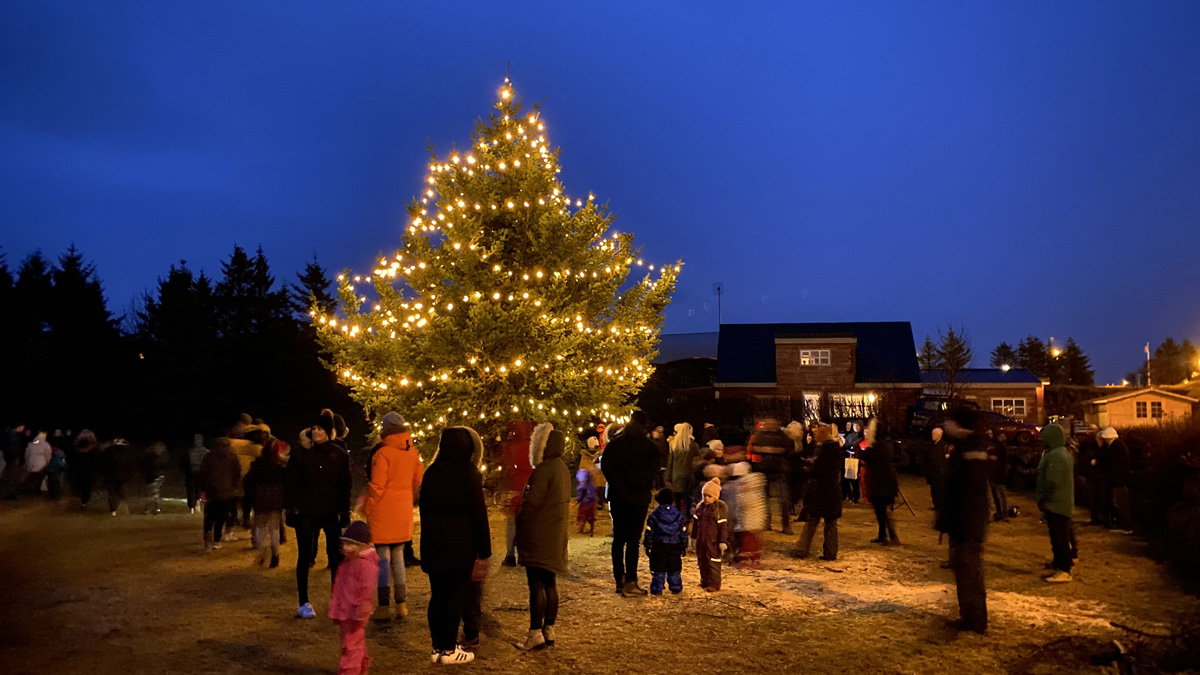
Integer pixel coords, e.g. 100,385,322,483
1,405,1127,669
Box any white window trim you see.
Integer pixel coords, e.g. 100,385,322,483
799,349,831,366
991,398,1027,417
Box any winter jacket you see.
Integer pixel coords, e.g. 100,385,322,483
749,428,792,475
142,443,168,481
985,439,1008,484
691,499,728,560
516,428,571,574
644,503,688,548
575,470,599,506
47,449,67,475
25,436,52,473
186,435,207,473
601,421,659,506
501,420,536,492
200,445,242,501
666,440,699,496
103,440,138,483
936,433,990,544
579,444,605,489
420,428,492,574
245,452,287,512
800,441,844,521
1105,439,1131,488
364,432,424,544
1036,425,1074,517
284,440,351,517
860,439,899,505
229,438,262,477
328,548,379,623
734,471,767,532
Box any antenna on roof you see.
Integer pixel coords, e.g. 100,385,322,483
713,282,724,325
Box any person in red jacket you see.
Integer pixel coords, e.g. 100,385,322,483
328,521,378,675
500,420,536,567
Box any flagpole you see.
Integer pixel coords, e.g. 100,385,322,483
1146,342,1151,387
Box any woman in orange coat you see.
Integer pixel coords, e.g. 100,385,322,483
364,412,423,621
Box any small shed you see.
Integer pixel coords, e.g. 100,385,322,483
1083,388,1198,428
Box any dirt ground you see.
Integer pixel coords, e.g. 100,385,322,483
1,475,1197,674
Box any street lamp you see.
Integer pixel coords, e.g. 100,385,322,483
1051,348,1062,358
1000,364,1011,372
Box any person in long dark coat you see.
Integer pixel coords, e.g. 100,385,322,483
937,408,990,635
791,424,844,561
859,420,899,545
601,411,660,596
515,424,571,651
420,427,491,664
925,427,949,512
1100,427,1133,530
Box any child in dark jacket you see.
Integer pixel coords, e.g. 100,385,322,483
575,468,599,535
644,488,687,595
691,477,728,592
245,442,288,567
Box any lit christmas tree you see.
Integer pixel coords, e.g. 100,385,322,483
315,77,679,455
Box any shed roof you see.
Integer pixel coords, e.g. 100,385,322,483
1083,387,1199,405
715,322,920,384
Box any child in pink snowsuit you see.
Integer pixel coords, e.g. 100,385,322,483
329,521,378,675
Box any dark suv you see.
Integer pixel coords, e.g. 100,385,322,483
908,397,1038,445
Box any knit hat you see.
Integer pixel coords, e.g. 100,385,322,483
341,521,371,545
1099,427,1118,440
701,476,721,500
313,409,335,436
655,487,675,505
380,411,406,438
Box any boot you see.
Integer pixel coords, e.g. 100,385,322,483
516,629,546,651
621,581,648,597
396,601,408,618
203,532,214,553
269,554,279,568
371,605,393,622
542,625,555,647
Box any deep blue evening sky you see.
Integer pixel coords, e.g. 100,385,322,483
3,1,1199,381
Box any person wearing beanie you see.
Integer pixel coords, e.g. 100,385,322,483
363,411,423,622
420,427,490,664
285,409,353,620
1037,424,1075,583
937,408,991,634
791,424,843,561
691,477,728,592
328,520,379,675
644,487,687,595
1099,427,1132,531
514,424,572,651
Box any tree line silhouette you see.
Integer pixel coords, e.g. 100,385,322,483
0,245,357,445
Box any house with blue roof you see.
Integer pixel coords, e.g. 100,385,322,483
709,322,1045,428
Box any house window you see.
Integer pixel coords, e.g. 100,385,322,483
1136,402,1148,418
830,393,879,418
802,393,821,421
799,349,831,366
991,398,1026,418
1151,402,1164,419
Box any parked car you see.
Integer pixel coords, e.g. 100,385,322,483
981,411,1040,446
906,397,981,435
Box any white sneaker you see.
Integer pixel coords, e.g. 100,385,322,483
1044,571,1072,583
431,646,475,664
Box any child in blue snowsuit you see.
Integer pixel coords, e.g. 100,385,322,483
644,487,687,595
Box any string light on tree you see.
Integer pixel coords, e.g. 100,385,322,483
314,76,679,460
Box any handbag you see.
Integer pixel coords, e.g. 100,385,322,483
470,557,491,582
844,457,860,480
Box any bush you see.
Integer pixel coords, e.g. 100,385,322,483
1118,421,1200,572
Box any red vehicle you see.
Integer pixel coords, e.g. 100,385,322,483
981,410,1039,446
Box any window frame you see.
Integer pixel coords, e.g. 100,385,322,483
991,398,1027,418
798,349,831,366
1135,401,1148,418
1150,401,1164,419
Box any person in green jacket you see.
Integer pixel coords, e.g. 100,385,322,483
1036,424,1074,583
515,423,571,651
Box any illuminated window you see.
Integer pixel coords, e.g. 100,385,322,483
991,398,1026,418
1151,402,1164,419
799,349,830,366
1135,402,1148,418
